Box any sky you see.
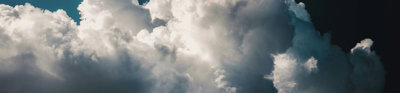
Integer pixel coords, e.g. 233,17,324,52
0,0,395,93
0,0,83,23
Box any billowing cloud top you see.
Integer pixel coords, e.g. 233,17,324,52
0,0,384,93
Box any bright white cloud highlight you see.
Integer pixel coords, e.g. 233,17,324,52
304,56,318,73
351,38,373,53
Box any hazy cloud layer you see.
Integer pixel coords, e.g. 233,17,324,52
0,0,384,93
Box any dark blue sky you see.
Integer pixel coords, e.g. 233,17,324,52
0,0,149,23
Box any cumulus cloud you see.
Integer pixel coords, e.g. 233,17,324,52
0,0,384,93
267,0,385,93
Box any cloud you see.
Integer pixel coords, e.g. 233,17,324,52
0,0,384,93
267,0,385,93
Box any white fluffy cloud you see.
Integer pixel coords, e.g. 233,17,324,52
0,0,384,93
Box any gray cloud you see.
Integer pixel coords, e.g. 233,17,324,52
267,0,385,93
